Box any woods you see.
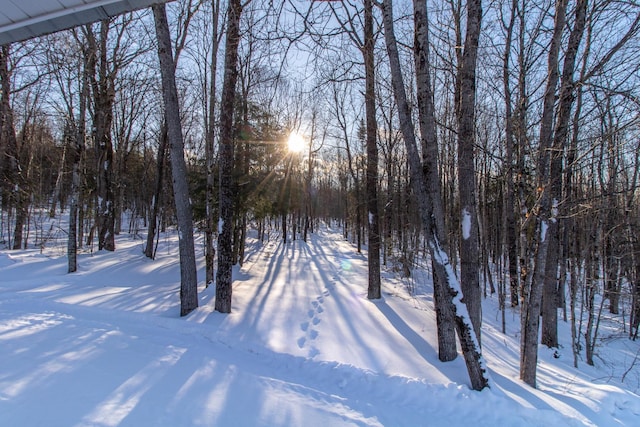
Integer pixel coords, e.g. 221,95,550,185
2,0,640,392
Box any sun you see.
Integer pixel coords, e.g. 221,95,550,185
287,132,307,153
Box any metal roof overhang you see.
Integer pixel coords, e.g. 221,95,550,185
0,1,170,45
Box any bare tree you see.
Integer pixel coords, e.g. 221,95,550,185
205,0,222,285
381,0,488,391
144,124,168,260
413,0,457,362
0,45,21,249
83,20,116,251
456,0,483,342
499,0,520,309
153,3,199,317
521,0,589,387
216,0,245,313
363,0,382,300
68,36,90,273
145,0,200,261
520,0,568,388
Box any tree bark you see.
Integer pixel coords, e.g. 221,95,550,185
502,0,520,307
382,0,488,390
520,0,565,383
364,0,381,300
541,0,587,350
521,0,580,387
85,21,116,252
205,0,221,285
413,0,457,361
153,4,199,317
0,46,6,198
68,57,89,273
456,0,483,343
215,0,243,313
0,45,22,250
144,126,168,259
502,0,523,307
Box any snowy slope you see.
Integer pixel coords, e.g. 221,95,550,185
1,226,639,426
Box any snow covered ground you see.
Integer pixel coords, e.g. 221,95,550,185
1,223,640,426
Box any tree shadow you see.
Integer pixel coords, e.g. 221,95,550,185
372,300,439,365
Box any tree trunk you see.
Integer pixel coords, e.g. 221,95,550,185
0,45,7,204
205,0,221,285
85,21,116,252
0,45,23,250
520,12,564,382
364,0,381,300
303,121,314,244
382,0,488,390
144,126,168,259
456,0,483,343
153,4,199,317
502,0,520,307
12,189,27,250
68,60,89,273
413,0,457,361
521,0,585,387
540,0,587,349
50,130,69,218
215,0,243,313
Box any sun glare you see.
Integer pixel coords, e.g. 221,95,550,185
287,132,306,153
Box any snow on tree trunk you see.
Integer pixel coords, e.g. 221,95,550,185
413,0,457,362
522,0,587,386
382,0,489,390
456,0,483,343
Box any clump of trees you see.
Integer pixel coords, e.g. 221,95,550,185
2,0,640,391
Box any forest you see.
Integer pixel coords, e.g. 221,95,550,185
1,0,640,396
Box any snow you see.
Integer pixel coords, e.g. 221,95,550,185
1,224,640,426
541,220,548,243
218,218,224,235
461,208,471,240
369,211,374,226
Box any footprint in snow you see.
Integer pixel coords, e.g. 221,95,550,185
300,321,309,332
297,337,306,348
316,306,324,314
312,317,321,325
309,329,318,340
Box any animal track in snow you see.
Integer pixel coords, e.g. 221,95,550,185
298,289,327,357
